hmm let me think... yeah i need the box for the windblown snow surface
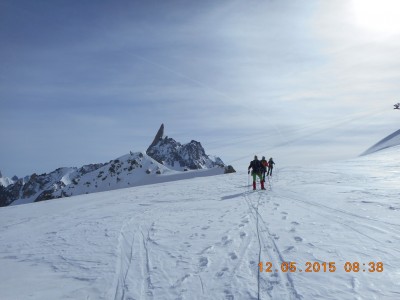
[1,146,400,300]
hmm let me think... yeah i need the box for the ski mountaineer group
[248,155,275,190]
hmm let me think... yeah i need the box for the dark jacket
[248,159,263,174]
[268,159,275,168]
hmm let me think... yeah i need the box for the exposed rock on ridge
[146,124,230,171]
[147,123,165,152]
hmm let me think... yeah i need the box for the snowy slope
[0,170,14,187]
[4,152,226,207]
[0,176,13,187]
[55,151,227,203]
[1,146,400,299]
[361,128,400,155]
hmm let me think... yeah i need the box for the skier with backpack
[260,156,268,182]
[267,157,275,176]
[248,155,265,190]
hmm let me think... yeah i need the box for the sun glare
[352,0,400,35]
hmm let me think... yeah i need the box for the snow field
[1,146,400,299]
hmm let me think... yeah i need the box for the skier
[260,156,268,182]
[248,155,265,190]
[267,157,275,176]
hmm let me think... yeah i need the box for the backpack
[251,159,262,173]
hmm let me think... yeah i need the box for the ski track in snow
[106,178,269,300]
[244,189,301,300]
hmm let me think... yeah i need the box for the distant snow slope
[1,146,399,299]
[361,128,400,155]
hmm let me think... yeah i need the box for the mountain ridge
[0,125,234,207]
[361,128,400,156]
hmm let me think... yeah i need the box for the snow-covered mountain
[0,125,234,207]
[146,124,226,170]
[361,128,400,155]
[1,144,399,299]
[0,171,14,188]
[0,164,104,207]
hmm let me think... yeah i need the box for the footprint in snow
[291,221,300,226]
[229,252,238,260]
[222,237,233,246]
[294,236,303,242]
[216,267,229,277]
[271,233,280,240]
[201,226,210,230]
[283,246,295,253]
[240,231,246,238]
[224,289,234,300]
[199,256,209,268]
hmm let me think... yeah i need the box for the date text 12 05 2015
[259,261,383,273]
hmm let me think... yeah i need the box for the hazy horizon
[1,0,399,177]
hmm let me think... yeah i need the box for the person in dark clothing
[267,157,275,176]
[248,155,265,190]
[260,156,268,182]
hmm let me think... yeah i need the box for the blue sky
[1,0,399,177]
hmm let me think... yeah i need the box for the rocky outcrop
[0,179,23,206]
[0,165,104,207]
[147,123,165,152]
[224,165,236,174]
[146,125,227,171]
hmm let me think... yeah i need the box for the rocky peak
[146,124,226,171]
[147,123,165,153]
